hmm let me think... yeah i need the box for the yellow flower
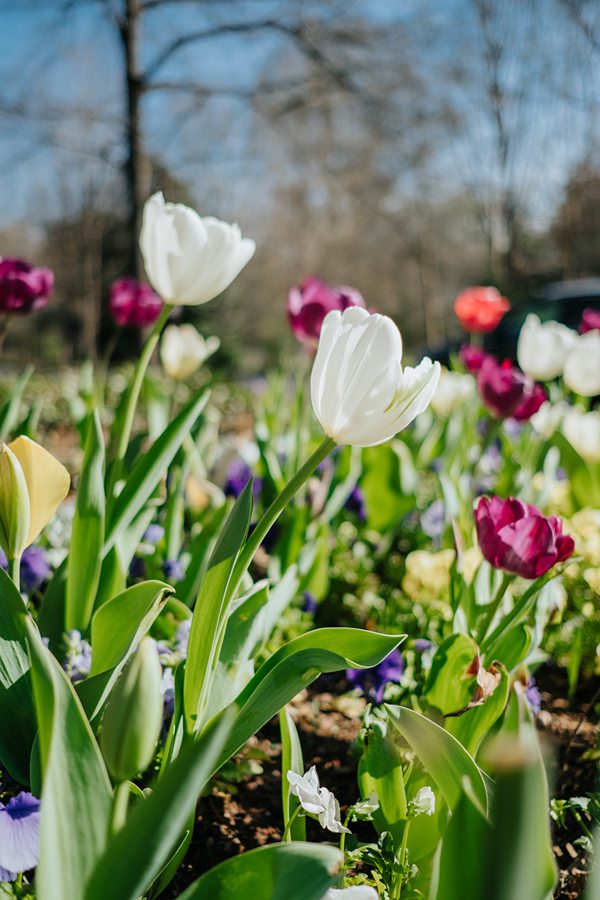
[568,509,600,567]
[0,436,70,560]
[403,549,454,602]
[583,568,600,596]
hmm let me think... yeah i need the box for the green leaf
[385,704,488,813]
[176,842,343,900]
[0,366,33,440]
[77,580,173,720]
[361,444,416,532]
[25,617,112,900]
[0,566,36,783]
[176,506,228,608]
[66,410,105,632]
[423,633,477,715]
[183,481,253,731]
[433,777,489,900]
[211,628,404,771]
[84,709,234,900]
[280,707,306,841]
[104,389,208,554]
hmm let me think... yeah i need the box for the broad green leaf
[423,633,477,715]
[77,580,173,720]
[211,628,404,770]
[25,617,112,900]
[66,410,105,632]
[104,389,208,553]
[446,665,510,759]
[358,717,407,827]
[183,481,253,731]
[177,842,343,900]
[176,506,228,608]
[361,444,415,532]
[385,705,487,813]
[280,707,306,841]
[84,709,234,900]
[0,566,36,783]
[433,777,489,900]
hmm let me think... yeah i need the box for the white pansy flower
[324,888,378,899]
[563,407,600,463]
[408,785,436,818]
[140,192,255,307]
[516,314,577,381]
[563,331,600,397]
[160,324,220,380]
[430,368,475,417]
[310,308,440,447]
[287,767,350,834]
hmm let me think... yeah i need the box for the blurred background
[1,0,600,371]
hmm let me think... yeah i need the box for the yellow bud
[0,445,30,559]
[8,436,70,548]
[101,637,164,783]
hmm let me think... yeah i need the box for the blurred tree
[551,161,600,277]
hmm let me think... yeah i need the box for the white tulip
[516,314,577,381]
[530,401,569,439]
[160,324,220,380]
[324,888,378,899]
[310,308,440,447]
[430,368,475,417]
[563,331,600,397]
[140,192,255,306]
[563,406,600,464]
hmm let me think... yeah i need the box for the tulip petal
[8,436,70,548]
[496,515,557,578]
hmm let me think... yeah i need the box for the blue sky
[0,0,598,236]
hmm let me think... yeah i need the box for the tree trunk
[122,0,144,280]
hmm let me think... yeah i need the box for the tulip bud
[0,436,70,562]
[0,445,30,560]
[516,314,577,382]
[101,638,163,782]
[563,406,600,463]
[562,331,600,397]
[160,324,220,380]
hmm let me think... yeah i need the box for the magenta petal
[474,498,499,566]
[496,516,556,578]
[0,793,41,874]
[555,534,575,563]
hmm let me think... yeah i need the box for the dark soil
[167,667,599,898]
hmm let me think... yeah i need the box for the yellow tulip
[0,436,70,560]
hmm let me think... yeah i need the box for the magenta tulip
[0,258,53,315]
[579,307,600,334]
[109,278,163,328]
[459,345,489,373]
[477,357,545,421]
[288,277,365,348]
[475,496,574,579]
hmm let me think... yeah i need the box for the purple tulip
[109,277,163,328]
[288,276,365,348]
[477,357,545,421]
[0,792,41,881]
[475,496,574,579]
[346,649,404,703]
[0,258,53,315]
[579,307,600,334]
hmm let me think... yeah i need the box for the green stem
[339,808,353,857]
[9,555,21,593]
[282,803,302,842]
[476,573,513,645]
[482,575,548,657]
[231,436,336,593]
[110,780,131,836]
[106,303,172,503]
[393,819,411,899]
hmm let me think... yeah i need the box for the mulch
[167,666,599,898]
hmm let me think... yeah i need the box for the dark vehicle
[428,278,600,365]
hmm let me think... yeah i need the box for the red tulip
[288,277,365,348]
[579,307,600,334]
[0,258,53,314]
[109,278,163,328]
[454,286,510,333]
[477,357,545,421]
[475,496,574,579]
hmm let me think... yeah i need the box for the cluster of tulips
[0,192,598,900]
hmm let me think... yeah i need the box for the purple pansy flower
[63,630,92,682]
[413,639,434,653]
[225,459,262,505]
[0,792,41,881]
[345,485,367,522]
[143,524,165,545]
[525,676,542,715]
[163,559,185,583]
[303,591,318,614]
[20,546,51,593]
[346,649,405,703]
